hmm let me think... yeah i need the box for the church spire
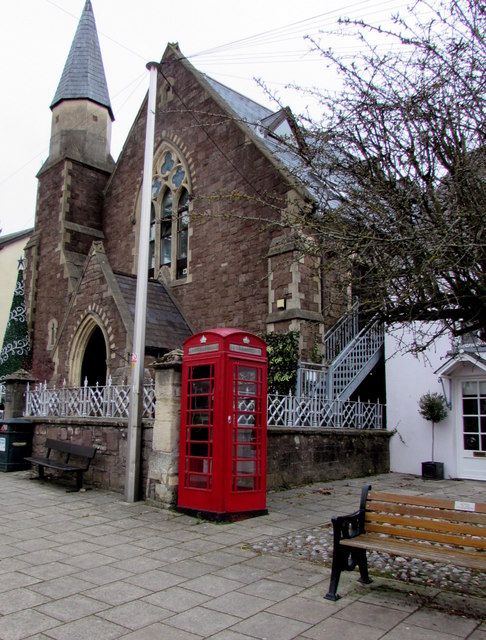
[45,0,114,171]
[51,0,113,120]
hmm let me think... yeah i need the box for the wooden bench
[25,439,96,491]
[325,484,486,601]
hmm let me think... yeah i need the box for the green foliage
[261,331,300,395]
[418,392,448,425]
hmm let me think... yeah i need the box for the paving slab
[0,470,484,640]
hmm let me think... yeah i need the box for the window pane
[161,238,171,265]
[464,434,479,450]
[161,152,174,175]
[172,165,185,188]
[464,416,479,432]
[462,381,477,397]
[176,190,189,278]
[463,398,478,415]
[160,191,172,266]
[152,177,162,198]
[162,191,172,219]
[149,203,156,269]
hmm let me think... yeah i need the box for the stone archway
[80,325,107,386]
[69,314,109,386]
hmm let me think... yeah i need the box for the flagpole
[125,61,159,503]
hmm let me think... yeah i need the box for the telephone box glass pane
[232,363,262,492]
[185,364,214,489]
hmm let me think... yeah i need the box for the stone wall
[101,49,323,345]
[29,418,153,497]
[266,427,392,490]
[26,418,390,497]
[25,159,111,383]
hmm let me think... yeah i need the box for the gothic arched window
[150,146,190,281]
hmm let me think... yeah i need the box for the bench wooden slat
[25,457,87,473]
[45,438,96,461]
[365,522,486,549]
[368,490,486,515]
[365,501,486,525]
[342,534,486,571]
[25,439,96,491]
[325,484,486,602]
[365,512,486,538]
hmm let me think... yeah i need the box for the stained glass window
[149,146,190,280]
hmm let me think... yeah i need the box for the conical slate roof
[51,0,113,120]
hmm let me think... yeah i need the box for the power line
[0,0,416,233]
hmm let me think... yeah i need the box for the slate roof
[114,273,192,352]
[203,74,315,199]
[51,0,113,120]
[203,75,273,125]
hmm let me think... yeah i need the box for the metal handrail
[327,318,384,400]
[324,300,360,363]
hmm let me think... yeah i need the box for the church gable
[51,242,132,385]
[51,242,192,385]
[101,44,322,344]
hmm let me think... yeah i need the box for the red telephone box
[177,328,267,518]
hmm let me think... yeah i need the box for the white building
[386,324,486,481]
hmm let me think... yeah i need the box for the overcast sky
[0,0,407,237]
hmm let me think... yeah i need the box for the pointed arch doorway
[80,325,107,386]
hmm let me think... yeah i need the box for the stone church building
[24,1,335,387]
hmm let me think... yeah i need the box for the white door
[457,380,486,480]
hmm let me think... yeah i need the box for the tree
[418,391,448,461]
[0,262,31,379]
[281,0,486,351]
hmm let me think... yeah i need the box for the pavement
[0,470,485,640]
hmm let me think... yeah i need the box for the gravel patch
[251,525,486,597]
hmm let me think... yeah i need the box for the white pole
[125,62,159,503]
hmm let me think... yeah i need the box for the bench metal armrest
[331,509,366,543]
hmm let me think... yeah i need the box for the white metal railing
[297,317,384,402]
[324,300,360,363]
[24,381,383,430]
[25,377,155,419]
[296,362,328,398]
[267,392,384,429]
[327,317,384,400]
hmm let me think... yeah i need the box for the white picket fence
[24,379,384,429]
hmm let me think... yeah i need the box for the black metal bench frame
[325,483,486,601]
[25,438,96,491]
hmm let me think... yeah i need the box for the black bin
[0,419,33,472]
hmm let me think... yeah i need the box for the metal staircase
[297,302,384,401]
